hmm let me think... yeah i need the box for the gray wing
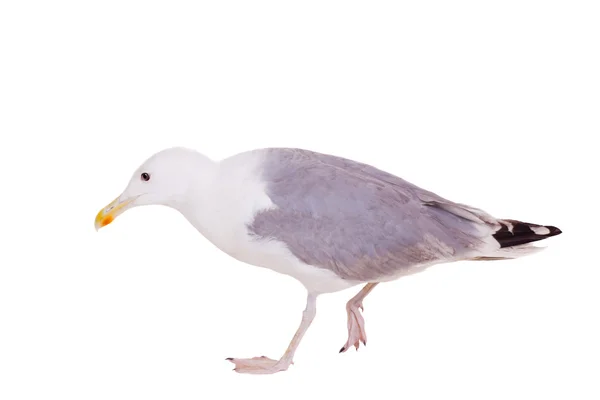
[248,148,502,281]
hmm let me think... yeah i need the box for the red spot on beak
[101,215,114,227]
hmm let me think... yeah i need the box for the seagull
[95,146,562,374]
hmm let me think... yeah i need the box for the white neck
[170,150,271,255]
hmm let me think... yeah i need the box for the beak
[94,195,135,231]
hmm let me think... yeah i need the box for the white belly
[224,234,362,294]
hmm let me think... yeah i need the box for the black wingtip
[493,220,562,248]
[546,226,562,236]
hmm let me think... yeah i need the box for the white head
[94,147,216,230]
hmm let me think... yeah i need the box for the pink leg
[340,282,378,353]
[226,293,317,374]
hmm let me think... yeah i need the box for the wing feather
[248,148,500,281]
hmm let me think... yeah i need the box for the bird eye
[141,172,150,181]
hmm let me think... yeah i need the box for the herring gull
[94,146,562,374]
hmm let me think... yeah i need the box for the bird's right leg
[340,282,378,353]
[226,292,317,374]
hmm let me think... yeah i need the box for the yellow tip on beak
[95,196,133,231]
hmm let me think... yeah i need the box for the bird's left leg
[340,282,378,353]
[226,293,317,374]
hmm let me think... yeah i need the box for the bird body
[95,146,562,374]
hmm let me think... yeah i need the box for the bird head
[94,147,214,231]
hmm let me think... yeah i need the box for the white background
[1,1,598,399]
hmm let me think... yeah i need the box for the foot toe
[225,356,289,375]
